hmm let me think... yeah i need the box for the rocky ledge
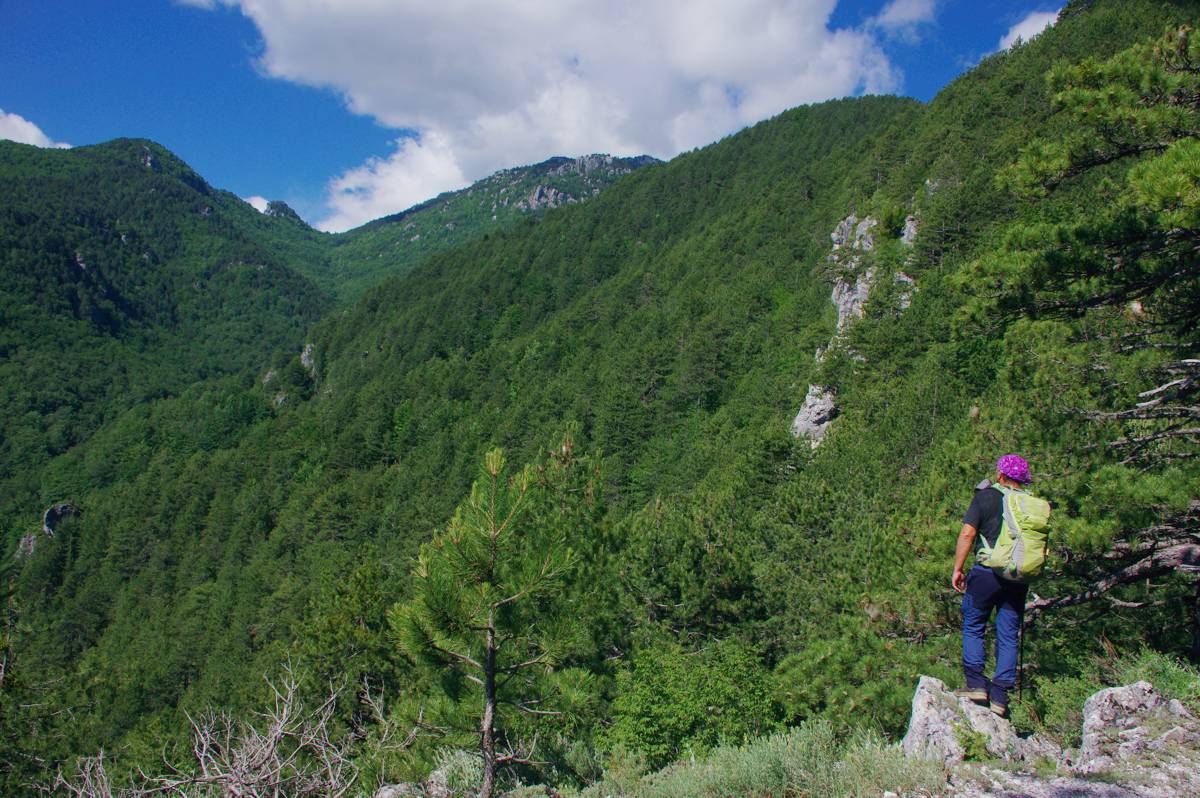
[901,676,1200,797]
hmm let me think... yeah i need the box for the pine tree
[391,448,577,798]
[980,25,1200,647]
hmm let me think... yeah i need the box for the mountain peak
[264,199,307,226]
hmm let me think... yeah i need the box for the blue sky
[1,1,1060,231]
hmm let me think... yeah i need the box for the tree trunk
[479,624,497,798]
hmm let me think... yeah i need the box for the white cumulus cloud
[0,109,70,148]
[244,195,270,212]
[197,0,906,231]
[998,9,1059,50]
[321,131,467,233]
[869,0,937,42]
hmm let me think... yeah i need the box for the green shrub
[955,724,990,762]
[1112,650,1200,710]
[434,748,483,796]
[601,640,781,770]
[1022,674,1100,747]
[1015,650,1200,747]
[581,722,943,798]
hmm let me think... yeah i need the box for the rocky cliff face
[791,212,918,447]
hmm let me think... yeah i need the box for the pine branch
[1027,543,1200,618]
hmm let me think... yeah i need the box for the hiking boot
[990,702,1009,718]
[954,689,988,705]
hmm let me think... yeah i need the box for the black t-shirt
[963,485,1004,552]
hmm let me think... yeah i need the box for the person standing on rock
[951,454,1050,718]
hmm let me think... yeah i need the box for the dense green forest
[2,1,1198,795]
[329,154,660,303]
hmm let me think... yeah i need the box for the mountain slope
[326,153,659,302]
[0,138,331,513]
[4,0,1199,792]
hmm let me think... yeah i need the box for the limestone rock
[901,676,1058,766]
[300,343,316,374]
[854,216,878,250]
[827,215,880,332]
[373,764,453,798]
[517,184,575,211]
[1076,681,1200,795]
[832,268,876,332]
[829,214,877,255]
[950,767,1144,798]
[898,674,1200,798]
[264,200,306,225]
[901,214,919,246]
[895,271,916,310]
[790,384,838,447]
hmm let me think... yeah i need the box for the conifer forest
[2,1,1199,795]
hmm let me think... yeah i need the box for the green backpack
[976,484,1051,582]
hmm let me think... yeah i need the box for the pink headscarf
[997,454,1030,483]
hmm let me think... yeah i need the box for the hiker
[951,454,1050,718]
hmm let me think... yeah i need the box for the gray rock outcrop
[1076,681,1200,794]
[901,676,1058,766]
[791,212,920,447]
[373,762,455,798]
[790,384,838,447]
[517,184,575,211]
[901,676,1200,798]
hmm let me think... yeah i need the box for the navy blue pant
[962,565,1028,706]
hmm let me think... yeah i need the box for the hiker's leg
[990,580,1029,707]
[961,567,995,692]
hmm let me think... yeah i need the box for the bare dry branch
[44,666,403,798]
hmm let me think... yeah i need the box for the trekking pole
[1017,620,1025,703]
[1017,609,1034,704]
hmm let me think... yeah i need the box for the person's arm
[952,523,977,592]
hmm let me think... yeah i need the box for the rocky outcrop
[790,384,838,447]
[1076,681,1200,793]
[901,676,1059,766]
[790,212,920,447]
[902,676,1200,798]
[517,184,575,211]
[895,271,916,310]
[372,760,458,798]
[265,200,307,225]
[17,502,76,557]
[300,343,316,375]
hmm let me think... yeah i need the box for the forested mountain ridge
[0,139,655,541]
[0,137,330,520]
[326,153,660,303]
[3,0,1199,795]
